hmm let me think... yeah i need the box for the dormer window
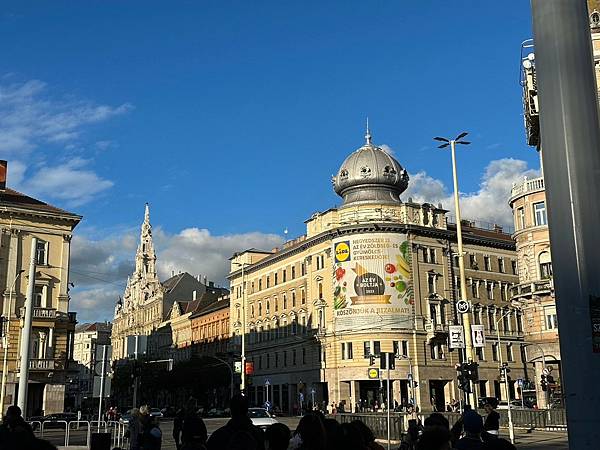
[339,169,349,180]
[591,10,600,28]
[360,166,372,178]
[383,165,397,177]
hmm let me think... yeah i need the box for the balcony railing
[19,307,57,320]
[17,358,56,371]
[510,176,545,200]
[510,280,553,299]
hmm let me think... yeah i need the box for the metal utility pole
[97,345,107,432]
[386,353,391,450]
[496,313,515,444]
[434,133,477,408]
[531,1,600,447]
[232,261,249,394]
[17,237,37,416]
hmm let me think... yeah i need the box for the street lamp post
[495,310,515,444]
[0,270,26,418]
[434,133,477,407]
[232,261,249,394]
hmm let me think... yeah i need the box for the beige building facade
[229,135,524,414]
[0,161,81,416]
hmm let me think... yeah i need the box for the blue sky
[0,1,537,321]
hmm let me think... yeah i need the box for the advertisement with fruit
[332,233,413,332]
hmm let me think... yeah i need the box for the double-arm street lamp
[433,133,477,407]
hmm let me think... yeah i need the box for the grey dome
[332,133,409,207]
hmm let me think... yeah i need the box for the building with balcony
[0,161,81,416]
[229,132,523,414]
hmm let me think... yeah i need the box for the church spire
[134,203,158,282]
[365,117,372,145]
[144,202,150,224]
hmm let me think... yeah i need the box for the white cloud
[404,158,539,228]
[0,78,132,205]
[69,226,283,322]
[380,144,395,156]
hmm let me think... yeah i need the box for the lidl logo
[368,368,379,379]
[334,241,351,263]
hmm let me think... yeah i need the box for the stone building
[111,204,226,362]
[70,322,112,410]
[190,292,230,357]
[0,161,81,415]
[229,133,524,414]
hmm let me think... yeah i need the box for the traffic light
[541,374,548,391]
[465,362,479,382]
[456,363,471,393]
[369,354,376,366]
[546,374,555,385]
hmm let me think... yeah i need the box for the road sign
[456,300,470,314]
[265,379,271,386]
[368,368,379,379]
[472,324,485,347]
[449,325,466,349]
[299,393,304,402]
[407,373,413,380]
[310,388,316,395]
[234,361,242,373]
[517,378,524,387]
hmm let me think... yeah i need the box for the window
[266,300,270,314]
[498,258,505,273]
[488,309,496,331]
[471,280,479,298]
[283,294,287,310]
[429,248,437,264]
[422,248,430,263]
[500,284,507,302]
[373,341,381,356]
[507,344,514,362]
[283,351,287,366]
[539,252,552,279]
[347,342,353,359]
[427,273,436,295]
[401,340,409,357]
[301,263,306,276]
[486,282,494,300]
[511,260,517,275]
[533,202,547,226]
[292,318,297,335]
[293,349,297,365]
[258,302,262,316]
[430,343,445,360]
[292,291,296,307]
[363,341,371,358]
[318,282,323,300]
[275,273,278,285]
[503,313,510,332]
[35,240,48,265]
[469,254,478,269]
[274,297,278,312]
[33,285,45,308]
[301,289,306,304]
[516,313,523,332]
[517,207,525,230]
[259,279,262,291]
[452,254,460,267]
[492,343,499,361]
[429,303,438,324]
[266,276,270,288]
[292,266,296,279]
[473,308,481,325]
[545,307,558,330]
[341,343,346,360]
[484,256,491,271]
[283,270,287,282]
[302,348,306,364]
[476,346,484,361]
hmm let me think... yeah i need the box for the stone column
[350,380,359,412]
[3,229,20,317]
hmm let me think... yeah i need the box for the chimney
[203,276,207,285]
[193,290,197,301]
[0,161,7,190]
[171,270,175,277]
[196,274,201,282]
[209,281,214,288]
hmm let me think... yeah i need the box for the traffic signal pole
[531,1,600,447]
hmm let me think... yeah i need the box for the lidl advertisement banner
[332,233,413,331]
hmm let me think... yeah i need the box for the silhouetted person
[323,419,342,450]
[206,394,264,450]
[264,423,290,450]
[424,413,450,430]
[454,410,486,450]
[482,431,517,450]
[0,405,35,449]
[483,400,500,436]
[351,420,384,450]
[289,412,327,450]
[416,427,452,450]
[176,398,207,450]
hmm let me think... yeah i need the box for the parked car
[149,408,163,418]
[36,413,78,429]
[119,410,134,425]
[160,406,177,418]
[478,397,499,409]
[247,408,277,430]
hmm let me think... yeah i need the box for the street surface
[39,417,568,449]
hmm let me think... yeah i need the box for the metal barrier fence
[336,409,567,440]
[28,419,127,448]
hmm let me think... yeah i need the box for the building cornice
[229,222,515,279]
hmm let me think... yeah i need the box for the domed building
[229,130,524,413]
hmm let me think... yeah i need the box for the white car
[248,408,278,430]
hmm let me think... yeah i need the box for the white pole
[497,322,514,443]
[97,345,107,432]
[17,238,37,417]
[450,140,476,408]
[241,264,246,394]
[386,353,391,450]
